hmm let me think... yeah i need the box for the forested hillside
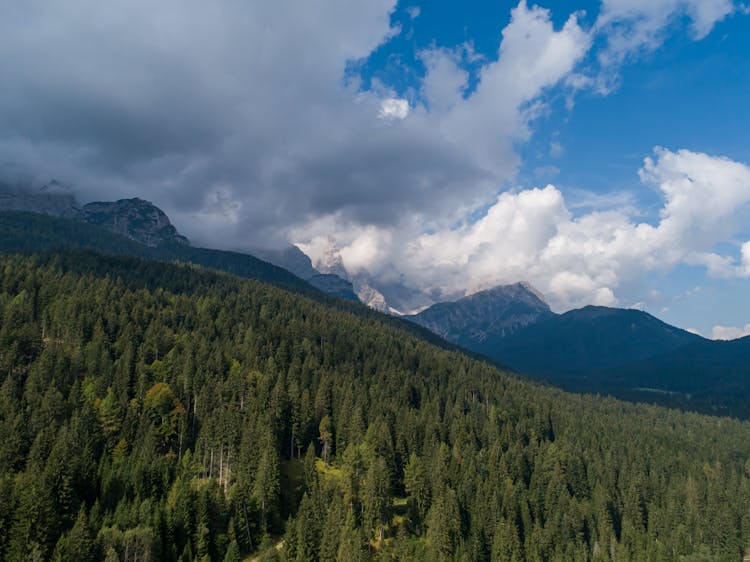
[0,211,313,295]
[1,252,750,561]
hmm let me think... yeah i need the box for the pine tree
[362,456,391,543]
[427,487,461,561]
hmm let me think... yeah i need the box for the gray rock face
[252,245,360,302]
[350,277,391,313]
[0,184,189,248]
[82,198,189,247]
[407,282,553,345]
[0,181,82,219]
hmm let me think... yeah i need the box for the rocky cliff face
[251,245,360,302]
[82,198,189,247]
[407,282,553,345]
[0,185,189,248]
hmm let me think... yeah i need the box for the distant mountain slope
[0,189,359,300]
[0,211,314,294]
[0,185,190,247]
[0,181,82,218]
[0,211,455,348]
[407,288,750,417]
[487,305,702,376]
[605,335,750,416]
[492,307,750,417]
[408,282,554,345]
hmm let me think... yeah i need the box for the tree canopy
[0,251,749,561]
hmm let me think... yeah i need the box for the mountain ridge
[405,284,750,416]
[407,282,554,344]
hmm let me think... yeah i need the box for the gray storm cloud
[0,0,590,249]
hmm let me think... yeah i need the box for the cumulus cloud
[301,148,750,311]
[712,324,750,340]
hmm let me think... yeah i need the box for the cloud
[0,0,596,254]
[301,148,750,312]
[2,1,747,315]
[712,323,750,340]
[378,98,410,120]
[593,0,736,89]
[0,0,593,251]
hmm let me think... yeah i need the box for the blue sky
[345,0,750,335]
[2,0,750,336]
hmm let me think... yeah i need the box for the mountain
[306,273,359,301]
[310,242,435,314]
[251,245,319,279]
[82,198,189,247]
[251,245,360,302]
[0,184,359,301]
[408,282,554,346]
[1,249,749,561]
[605,333,750,415]
[485,305,702,377]
[0,210,315,296]
[0,211,452,348]
[408,288,750,416]
[0,184,188,247]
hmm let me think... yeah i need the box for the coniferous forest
[1,251,750,561]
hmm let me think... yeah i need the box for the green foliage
[0,250,750,561]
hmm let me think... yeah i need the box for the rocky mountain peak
[408,282,553,344]
[82,198,189,247]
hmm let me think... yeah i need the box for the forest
[1,251,750,561]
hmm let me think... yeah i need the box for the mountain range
[3,183,750,417]
[409,283,750,416]
[0,184,357,301]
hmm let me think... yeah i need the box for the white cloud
[407,6,421,19]
[590,0,736,91]
[299,148,750,312]
[712,323,750,340]
[550,140,564,158]
[594,0,735,85]
[378,98,410,120]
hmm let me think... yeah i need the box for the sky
[1,0,750,337]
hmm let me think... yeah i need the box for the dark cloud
[0,0,538,249]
